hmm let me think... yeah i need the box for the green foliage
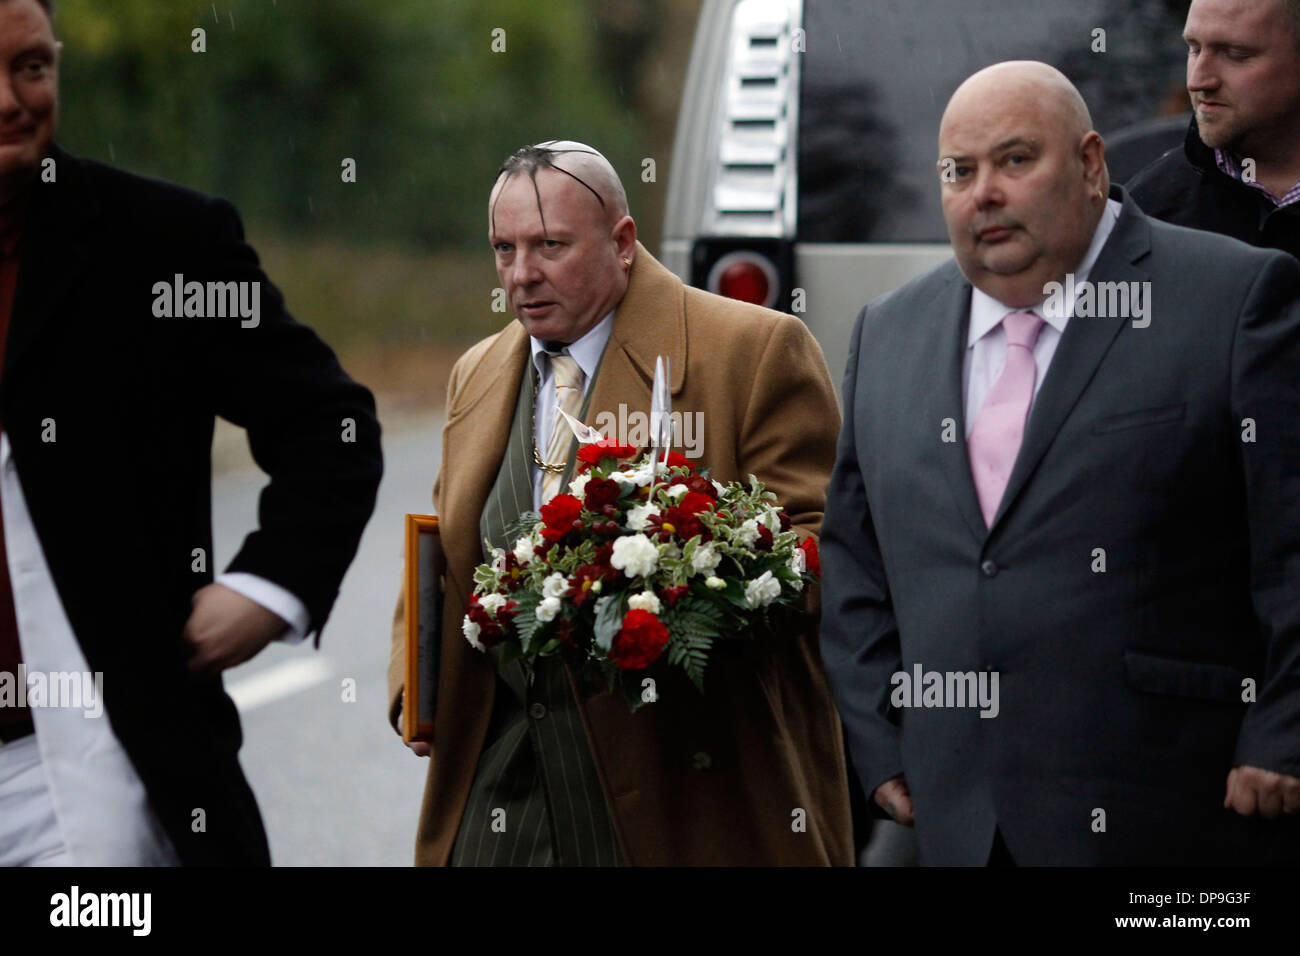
[663,597,720,692]
[510,589,543,652]
[52,0,661,250]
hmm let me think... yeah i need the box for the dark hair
[490,143,608,237]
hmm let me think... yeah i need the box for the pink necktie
[968,311,1045,528]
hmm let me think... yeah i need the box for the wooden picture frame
[403,513,444,743]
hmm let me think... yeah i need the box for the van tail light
[709,252,778,307]
[690,238,795,315]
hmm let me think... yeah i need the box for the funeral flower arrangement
[462,440,820,710]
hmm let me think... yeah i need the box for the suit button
[980,559,999,577]
[691,751,712,771]
[529,702,547,720]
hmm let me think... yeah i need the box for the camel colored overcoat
[388,244,853,865]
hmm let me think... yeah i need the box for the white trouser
[0,732,71,866]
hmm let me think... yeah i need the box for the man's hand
[874,774,915,826]
[183,583,289,675]
[1224,765,1300,818]
[395,706,431,757]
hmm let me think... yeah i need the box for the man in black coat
[1128,0,1300,259]
[0,0,382,864]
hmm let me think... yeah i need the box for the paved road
[212,412,445,866]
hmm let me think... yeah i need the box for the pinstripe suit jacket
[388,244,854,865]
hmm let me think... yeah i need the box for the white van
[661,0,1194,864]
[662,0,1191,377]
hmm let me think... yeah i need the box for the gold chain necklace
[532,359,567,474]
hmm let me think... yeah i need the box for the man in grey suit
[821,60,1300,865]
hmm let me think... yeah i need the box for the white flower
[712,479,726,497]
[627,589,662,614]
[490,548,507,573]
[611,465,654,487]
[462,615,483,651]
[789,547,806,575]
[691,543,721,574]
[513,536,534,565]
[480,593,508,616]
[568,472,591,499]
[626,502,661,531]
[760,507,781,533]
[611,534,660,578]
[736,519,760,548]
[541,572,568,600]
[705,576,727,590]
[663,483,689,501]
[744,570,782,608]
[536,596,562,622]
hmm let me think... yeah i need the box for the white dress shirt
[529,311,615,508]
[1,432,179,864]
[0,429,310,864]
[962,199,1122,436]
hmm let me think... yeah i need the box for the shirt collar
[1213,148,1300,207]
[530,310,615,381]
[967,198,1122,347]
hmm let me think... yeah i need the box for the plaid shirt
[1215,149,1300,208]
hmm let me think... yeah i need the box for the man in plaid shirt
[1128,0,1300,260]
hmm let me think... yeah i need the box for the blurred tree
[52,0,684,250]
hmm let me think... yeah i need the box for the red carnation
[677,491,715,515]
[798,536,821,576]
[497,600,520,630]
[680,474,717,500]
[610,609,671,670]
[662,452,694,472]
[583,477,622,511]
[593,542,616,569]
[466,596,504,647]
[539,494,583,543]
[756,523,774,551]
[577,440,639,467]
[661,585,690,608]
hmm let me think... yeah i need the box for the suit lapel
[583,242,687,435]
[442,323,529,585]
[924,267,989,543]
[990,189,1153,531]
[8,145,99,379]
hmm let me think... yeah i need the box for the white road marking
[226,657,332,712]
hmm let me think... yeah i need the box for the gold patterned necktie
[540,353,585,503]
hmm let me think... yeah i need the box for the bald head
[937,60,1110,308]
[944,61,1095,149]
[491,140,629,233]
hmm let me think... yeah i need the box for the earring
[623,257,632,267]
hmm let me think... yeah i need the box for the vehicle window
[798,0,1191,242]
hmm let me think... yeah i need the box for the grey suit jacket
[820,186,1300,865]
